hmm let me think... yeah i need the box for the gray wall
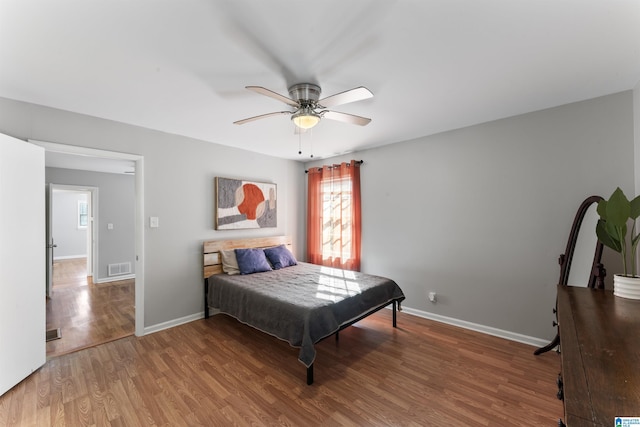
[306,91,635,342]
[51,190,87,259]
[0,97,305,329]
[48,168,135,281]
[0,91,634,342]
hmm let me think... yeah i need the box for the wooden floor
[46,258,135,358]
[2,307,563,426]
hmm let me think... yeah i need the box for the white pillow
[220,249,240,275]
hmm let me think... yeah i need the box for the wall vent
[108,262,132,276]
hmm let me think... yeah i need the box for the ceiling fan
[234,83,373,130]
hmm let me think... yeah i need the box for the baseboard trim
[94,274,135,284]
[53,255,87,260]
[399,306,550,348]
[148,306,550,349]
[144,312,203,335]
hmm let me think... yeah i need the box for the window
[78,201,88,229]
[307,160,362,271]
[321,177,353,261]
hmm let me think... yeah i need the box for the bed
[202,236,405,385]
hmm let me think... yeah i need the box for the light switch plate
[150,217,159,228]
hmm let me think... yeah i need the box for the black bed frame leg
[307,364,314,385]
[393,300,397,327]
[204,278,210,319]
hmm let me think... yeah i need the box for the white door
[46,184,55,297]
[0,134,46,396]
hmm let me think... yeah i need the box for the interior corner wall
[0,97,306,330]
[306,91,635,342]
[634,79,640,199]
[47,168,135,281]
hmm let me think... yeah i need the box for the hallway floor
[46,258,135,358]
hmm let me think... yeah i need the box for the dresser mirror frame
[534,195,605,355]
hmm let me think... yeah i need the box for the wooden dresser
[556,285,640,426]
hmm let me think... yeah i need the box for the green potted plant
[596,187,640,299]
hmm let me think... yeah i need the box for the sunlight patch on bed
[319,266,358,280]
[315,273,362,302]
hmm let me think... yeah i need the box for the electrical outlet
[428,292,437,303]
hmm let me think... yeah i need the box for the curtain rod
[305,160,364,174]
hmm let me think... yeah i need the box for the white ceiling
[1,0,640,162]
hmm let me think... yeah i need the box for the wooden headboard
[203,235,293,279]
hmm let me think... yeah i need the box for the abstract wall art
[215,177,277,229]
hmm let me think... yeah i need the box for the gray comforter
[207,262,405,367]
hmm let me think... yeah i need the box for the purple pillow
[234,248,272,275]
[264,245,297,270]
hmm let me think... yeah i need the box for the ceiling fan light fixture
[292,109,321,129]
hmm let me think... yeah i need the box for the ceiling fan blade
[323,110,371,126]
[233,111,291,125]
[318,86,373,108]
[246,86,299,108]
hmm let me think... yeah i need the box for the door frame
[33,140,145,337]
[47,184,98,296]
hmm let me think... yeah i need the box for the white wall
[51,190,88,259]
[306,91,634,342]
[0,97,306,330]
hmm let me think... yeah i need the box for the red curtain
[307,160,361,271]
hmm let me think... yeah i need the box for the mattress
[207,262,405,367]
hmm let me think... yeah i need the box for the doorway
[48,185,95,294]
[32,139,145,342]
[46,182,135,357]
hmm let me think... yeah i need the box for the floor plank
[2,309,564,426]
[46,258,135,358]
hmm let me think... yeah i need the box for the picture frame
[215,177,277,230]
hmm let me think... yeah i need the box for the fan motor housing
[288,83,321,105]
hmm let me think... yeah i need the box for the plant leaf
[606,187,631,226]
[597,219,622,252]
[597,200,608,220]
[630,195,640,220]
